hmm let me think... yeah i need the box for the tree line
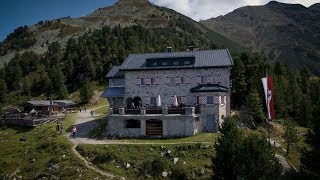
[0,24,212,112]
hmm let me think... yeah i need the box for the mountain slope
[201,1,320,75]
[0,0,244,67]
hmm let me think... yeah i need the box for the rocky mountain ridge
[201,1,320,74]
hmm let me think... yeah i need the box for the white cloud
[149,0,319,21]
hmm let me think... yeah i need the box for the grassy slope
[0,124,103,179]
[77,143,215,179]
[200,24,246,53]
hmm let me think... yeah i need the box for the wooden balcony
[109,106,199,116]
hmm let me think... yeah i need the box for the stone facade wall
[123,68,231,107]
[108,114,197,137]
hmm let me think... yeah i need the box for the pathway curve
[71,144,116,179]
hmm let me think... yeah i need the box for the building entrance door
[206,115,216,132]
[146,120,163,136]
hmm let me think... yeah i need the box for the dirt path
[71,144,116,179]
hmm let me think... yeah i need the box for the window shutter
[207,76,212,84]
[146,97,150,105]
[137,78,140,85]
[219,96,222,105]
[193,96,197,105]
[156,78,160,85]
[217,75,222,83]
[202,96,207,105]
[214,96,219,104]
[166,77,170,85]
[181,96,186,104]
[186,76,190,84]
[146,78,151,85]
[197,76,201,84]
[176,77,181,84]
[224,96,227,104]
[171,96,175,105]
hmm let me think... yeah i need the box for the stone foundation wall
[108,114,197,137]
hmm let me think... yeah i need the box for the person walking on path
[60,123,64,134]
[72,126,77,138]
[56,122,60,134]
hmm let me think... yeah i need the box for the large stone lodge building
[102,48,233,137]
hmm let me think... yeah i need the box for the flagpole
[266,68,270,142]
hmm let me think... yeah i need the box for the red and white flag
[261,76,276,120]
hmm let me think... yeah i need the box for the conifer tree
[0,79,8,103]
[245,90,265,123]
[80,79,94,103]
[240,134,282,179]
[298,94,312,126]
[231,56,247,108]
[283,120,299,156]
[213,117,243,179]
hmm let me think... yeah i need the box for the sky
[149,0,319,21]
[0,0,117,41]
[0,0,318,41]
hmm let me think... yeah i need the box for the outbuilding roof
[26,100,75,106]
[101,87,125,98]
[120,49,233,71]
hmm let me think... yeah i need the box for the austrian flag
[261,76,276,120]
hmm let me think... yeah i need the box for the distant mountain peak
[309,3,320,12]
[117,0,150,4]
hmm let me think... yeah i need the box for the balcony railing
[110,106,198,116]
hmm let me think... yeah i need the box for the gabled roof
[26,100,75,106]
[120,49,233,70]
[106,66,125,78]
[101,87,125,98]
[190,84,229,93]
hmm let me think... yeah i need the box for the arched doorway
[126,97,134,109]
[146,119,163,136]
[133,96,142,108]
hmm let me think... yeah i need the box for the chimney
[167,46,172,52]
[188,45,194,51]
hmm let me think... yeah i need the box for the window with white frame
[150,97,157,106]
[181,76,187,85]
[151,78,156,85]
[140,78,146,86]
[169,77,175,85]
[207,96,214,104]
[201,76,207,84]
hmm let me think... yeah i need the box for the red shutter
[146,78,151,85]
[171,96,175,105]
[146,97,150,105]
[137,78,140,85]
[197,76,201,84]
[166,77,170,85]
[186,76,190,84]
[214,96,219,104]
[202,96,207,105]
[207,76,212,84]
[217,75,222,83]
[176,77,181,84]
[181,96,187,105]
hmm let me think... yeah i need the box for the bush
[139,156,167,177]
[171,166,188,179]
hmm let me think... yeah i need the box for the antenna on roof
[167,47,172,53]
[188,45,195,51]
